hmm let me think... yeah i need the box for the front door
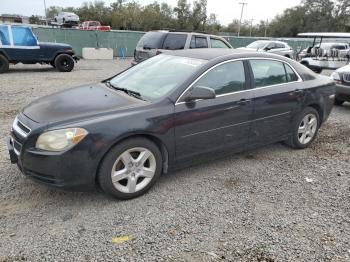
[174,60,254,160]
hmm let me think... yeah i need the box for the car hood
[336,64,350,73]
[23,83,145,124]
[39,42,72,49]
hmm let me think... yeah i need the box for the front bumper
[335,83,350,101]
[6,124,97,191]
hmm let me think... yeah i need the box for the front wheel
[54,54,74,72]
[98,137,163,199]
[286,107,320,149]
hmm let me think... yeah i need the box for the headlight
[330,71,341,81]
[36,128,88,152]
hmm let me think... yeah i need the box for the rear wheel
[0,54,9,73]
[54,54,74,72]
[98,137,162,199]
[286,107,320,149]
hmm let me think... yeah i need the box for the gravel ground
[0,60,349,262]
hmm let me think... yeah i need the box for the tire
[54,54,74,72]
[312,67,322,74]
[98,137,163,199]
[285,107,320,149]
[334,98,344,106]
[0,54,9,73]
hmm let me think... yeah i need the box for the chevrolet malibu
[7,49,335,199]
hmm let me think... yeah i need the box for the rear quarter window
[210,38,230,48]
[162,34,187,50]
[137,32,166,49]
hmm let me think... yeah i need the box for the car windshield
[137,32,167,49]
[110,55,206,100]
[247,41,269,49]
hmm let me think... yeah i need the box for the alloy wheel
[111,147,156,194]
[298,113,318,145]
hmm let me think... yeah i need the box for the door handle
[293,89,305,95]
[237,98,251,105]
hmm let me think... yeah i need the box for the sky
[0,0,302,25]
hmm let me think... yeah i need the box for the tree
[174,0,191,30]
[29,15,40,24]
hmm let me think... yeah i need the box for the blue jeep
[0,25,78,73]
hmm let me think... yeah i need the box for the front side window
[250,60,287,87]
[0,25,10,45]
[12,27,37,46]
[210,38,229,48]
[162,34,187,50]
[190,36,208,48]
[195,61,246,95]
[110,54,205,100]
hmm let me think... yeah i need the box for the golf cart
[298,32,350,73]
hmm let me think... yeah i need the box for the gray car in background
[132,31,233,65]
[238,40,295,58]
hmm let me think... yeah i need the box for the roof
[165,48,285,61]
[298,32,350,38]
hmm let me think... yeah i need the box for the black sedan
[7,49,335,199]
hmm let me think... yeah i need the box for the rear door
[248,59,304,146]
[174,60,254,159]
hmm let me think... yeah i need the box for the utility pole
[264,19,268,37]
[237,2,247,37]
[43,0,48,26]
[249,19,254,37]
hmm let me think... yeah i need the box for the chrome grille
[343,73,350,83]
[12,117,31,138]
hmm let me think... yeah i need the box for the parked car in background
[330,65,350,105]
[79,21,111,31]
[297,33,350,73]
[299,42,350,60]
[7,49,335,199]
[54,12,79,25]
[0,24,78,73]
[238,40,294,58]
[132,30,232,65]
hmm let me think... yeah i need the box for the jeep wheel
[54,54,74,72]
[0,54,9,73]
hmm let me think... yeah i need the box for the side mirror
[184,86,216,102]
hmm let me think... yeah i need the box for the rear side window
[284,64,299,82]
[276,43,285,48]
[163,34,187,50]
[137,32,166,49]
[190,36,208,48]
[250,60,287,87]
[195,61,246,95]
[0,25,10,45]
[12,27,37,46]
[210,38,229,48]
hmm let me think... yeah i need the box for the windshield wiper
[105,81,146,101]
